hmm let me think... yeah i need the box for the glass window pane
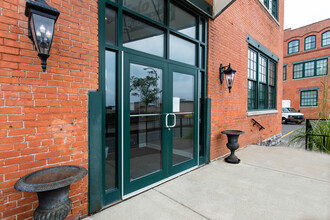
[305,35,315,50]
[322,31,330,46]
[269,61,276,86]
[172,72,194,165]
[130,64,162,114]
[316,59,327,76]
[248,49,257,80]
[269,86,275,108]
[130,115,162,180]
[259,56,267,83]
[123,0,164,24]
[258,83,266,109]
[283,65,287,81]
[304,61,314,77]
[105,7,117,45]
[199,46,205,69]
[301,90,317,107]
[129,63,163,180]
[170,3,197,39]
[293,64,303,78]
[123,14,164,57]
[248,80,256,109]
[288,40,299,54]
[199,19,205,42]
[170,34,196,65]
[105,51,118,190]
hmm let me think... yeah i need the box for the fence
[305,119,330,150]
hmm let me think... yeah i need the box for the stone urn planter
[221,130,245,164]
[15,165,87,220]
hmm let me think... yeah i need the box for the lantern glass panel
[225,72,235,88]
[31,14,55,55]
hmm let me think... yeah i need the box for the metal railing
[305,119,330,150]
[251,119,265,131]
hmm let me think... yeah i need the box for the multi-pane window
[283,65,287,81]
[316,59,328,76]
[301,90,318,107]
[293,58,328,79]
[293,63,303,78]
[322,30,330,47]
[262,0,278,19]
[288,40,299,54]
[304,35,316,50]
[304,61,314,77]
[248,48,277,110]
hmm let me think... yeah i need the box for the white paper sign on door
[173,97,180,112]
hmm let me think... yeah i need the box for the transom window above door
[104,0,207,68]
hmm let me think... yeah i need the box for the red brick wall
[208,0,284,159]
[283,19,330,118]
[0,0,98,219]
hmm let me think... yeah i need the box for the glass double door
[124,54,198,194]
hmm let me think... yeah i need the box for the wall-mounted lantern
[219,63,236,93]
[25,0,60,72]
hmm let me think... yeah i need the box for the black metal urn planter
[15,165,87,220]
[221,130,245,164]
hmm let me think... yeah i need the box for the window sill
[247,109,278,116]
[300,106,318,108]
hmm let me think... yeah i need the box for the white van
[282,107,304,124]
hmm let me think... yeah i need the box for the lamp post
[25,0,60,72]
[219,63,236,92]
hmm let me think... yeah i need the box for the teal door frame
[123,52,199,195]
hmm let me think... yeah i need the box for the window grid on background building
[300,90,318,107]
[304,35,316,50]
[248,47,277,110]
[322,30,330,47]
[293,58,328,79]
[288,40,299,54]
[283,65,287,81]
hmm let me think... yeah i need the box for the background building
[0,0,283,219]
[283,19,330,118]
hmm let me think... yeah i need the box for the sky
[284,0,330,30]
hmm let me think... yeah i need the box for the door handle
[165,113,176,130]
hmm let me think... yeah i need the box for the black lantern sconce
[219,63,236,93]
[25,0,60,72]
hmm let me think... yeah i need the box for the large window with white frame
[248,47,277,110]
[322,30,330,47]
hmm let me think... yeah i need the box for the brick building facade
[0,0,283,219]
[283,19,330,118]
[208,0,283,158]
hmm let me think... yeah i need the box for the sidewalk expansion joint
[153,188,211,220]
[243,162,330,184]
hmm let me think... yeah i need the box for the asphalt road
[280,121,305,147]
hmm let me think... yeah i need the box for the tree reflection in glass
[129,64,163,180]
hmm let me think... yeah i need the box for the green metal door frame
[89,0,211,213]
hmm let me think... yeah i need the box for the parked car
[282,107,304,124]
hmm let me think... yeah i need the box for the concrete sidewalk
[85,145,330,220]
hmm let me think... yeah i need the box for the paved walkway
[85,145,330,220]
